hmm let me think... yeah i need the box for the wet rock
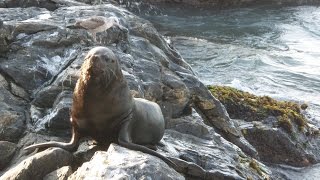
[240,120,318,167]
[33,91,73,136]
[0,0,86,11]
[140,0,320,8]
[0,23,13,55]
[9,82,29,101]
[175,72,257,157]
[0,74,27,143]
[209,86,320,167]
[1,148,73,180]
[43,166,73,180]
[69,144,184,180]
[1,3,270,179]
[269,163,320,180]
[164,114,270,179]
[72,139,103,165]
[0,141,17,170]
[4,133,71,169]
[0,110,26,142]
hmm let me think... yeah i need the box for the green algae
[208,85,308,133]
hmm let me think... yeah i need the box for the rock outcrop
[126,0,320,9]
[209,85,320,167]
[0,1,318,179]
[1,148,73,180]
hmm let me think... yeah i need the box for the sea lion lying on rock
[25,46,175,167]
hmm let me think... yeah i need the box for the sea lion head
[83,46,123,85]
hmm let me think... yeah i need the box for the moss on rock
[208,85,308,133]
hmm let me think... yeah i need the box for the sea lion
[25,46,175,167]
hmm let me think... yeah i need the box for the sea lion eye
[92,55,98,60]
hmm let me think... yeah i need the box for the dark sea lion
[25,46,175,167]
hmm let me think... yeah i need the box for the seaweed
[208,85,308,133]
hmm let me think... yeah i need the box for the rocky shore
[0,1,319,179]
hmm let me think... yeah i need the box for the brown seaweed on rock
[208,85,308,133]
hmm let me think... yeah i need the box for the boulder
[1,148,74,180]
[43,166,73,180]
[0,141,17,170]
[0,110,25,142]
[69,144,184,179]
[209,85,320,167]
[0,74,27,142]
[0,2,286,179]
[165,113,270,179]
[128,0,320,9]
[1,4,254,156]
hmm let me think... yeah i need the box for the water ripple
[143,5,320,122]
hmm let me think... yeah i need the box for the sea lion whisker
[106,66,118,80]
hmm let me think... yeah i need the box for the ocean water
[141,5,320,125]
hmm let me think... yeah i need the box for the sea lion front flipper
[24,120,80,151]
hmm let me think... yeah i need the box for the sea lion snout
[87,47,118,67]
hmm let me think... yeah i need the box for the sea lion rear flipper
[118,121,177,168]
[118,138,177,168]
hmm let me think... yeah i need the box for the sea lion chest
[71,55,133,140]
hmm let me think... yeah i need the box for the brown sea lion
[25,46,175,167]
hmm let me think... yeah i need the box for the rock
[240,120,318,167]
[269,163,320,180]
[9,83,29,100]
[0,74,27,143]
[1,148,74,180]
[0,141,17,170]
[131,0,320,9]
[0,0,56,10]
[0,2,275,179]
[32,91,73,136]
[2,133,70,171]
[43,166,73,180]
[0,110,25,142]
[164,114,270,179]
[209,86,320,167]
[69,144,184,180]
[0,23,13,55]
[176,72,257,157]
[2,6,243,145]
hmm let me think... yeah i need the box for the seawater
[141,5,320,125]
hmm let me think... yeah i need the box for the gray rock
[239,120,319,167]
[0,75,27,143]
[132,0,320,9]
[164,114,270,179]
[1,5,241,141]
[0,0,57,10]
[269,163,320,180]
[175,72,257,157]
[4,133,69,169]
[9,83,29,101]
[44,166,73,180]
[0,141,17,170]
[33,91,73,136]
[69,144,184,180]
[1,148,74,180]
[0,2,277,179]
[0,110,25,142]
